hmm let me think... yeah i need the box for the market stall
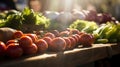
[0,0,120,67]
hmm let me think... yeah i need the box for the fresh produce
[68,37,76,49]
[0,27,98,59]
[56,12,73,25]
[74,34,81,44]
[25,33,38,43]
[85,10,97,21]
[6,40,18,46]
[63,37,71,50]
[96,13,115,24]
[6,43,23,58]
[1,8,118,58]
[59,31,70,37]
[71,35,79,44]
[50,30,60,37]
[72,9,86,20]
[69,29,80,35]
[49,37,66,52]
[0,41,6,57]
[0,27,16,43]
[35,39,48,53]
[44,32,55,39]
[22,43,38,55]
[0,8,50,33]
[13,30,24,39]
[19,36,33,48]
[43,11,59,21]
[79,33,95,47]
[42,37,52,49]
[69,20,98,33]
[93,22,120,43]
[47,11,73,31]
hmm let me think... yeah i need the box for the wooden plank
[0,43,119,67]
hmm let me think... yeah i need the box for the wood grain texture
[0,43,119,67]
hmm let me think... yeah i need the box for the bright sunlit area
[13,0,120,21]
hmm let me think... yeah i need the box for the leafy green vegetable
[93,22,120,43]
[0,7,50,33]
[22,8,36,24]
[69,20,98,33]
[5,14,22,29]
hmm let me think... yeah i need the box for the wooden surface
[0,43,120,67]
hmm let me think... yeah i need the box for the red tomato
[79,33,95,47]
[6,43,23,58]
[50,37,66,52]
[26,34,38,43]
[44,32,55,39]
[22,43,38,55]
[74,34,81,44]
[42,37,52,48]
[0,41,6,56]
[36,39,48,53]
[68,37,76,49]
[63,37,71,50]
[59,31,70,37]
[71,35,79,44]
[6,39,18,46]
[51,30,60,37]
[19,36,33,48]
[70,29,80,35]
[13,30,23,39]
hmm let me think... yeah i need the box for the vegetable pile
[93,22,120,43]
[69,20,98,33]
[0,8,50,33]
[0,29,94,58]
[69,20,120,44]
[0,8,120,59]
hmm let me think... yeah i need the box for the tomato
[42,37,52,48]
[71,35,79,44]
[59,31,70,37]
[22,43,38,55]
[63,37,71,50]
[51,30,60,37]
[0,41,6,56]
[6,39,18,46]
[36,39,48,53]
[50,37,66,52]
[13,30,24,39]
[44,32,55,39]
[79,33,94,47]
[26,34,38,43]
[6,43,23,58]
[74,34,81,44]
[70,29,80,35]
[19,36,33,48]
[68,37,76,49]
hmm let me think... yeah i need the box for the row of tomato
[0,29,94,58]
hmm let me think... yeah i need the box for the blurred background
[0,0,120,21]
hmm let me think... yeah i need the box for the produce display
[0,8,50,33]
[0,7,120,59]
[0,29,94,58]
[69,20,120,44]
[69,20,98,33]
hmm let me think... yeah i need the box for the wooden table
[0,43,120,67]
